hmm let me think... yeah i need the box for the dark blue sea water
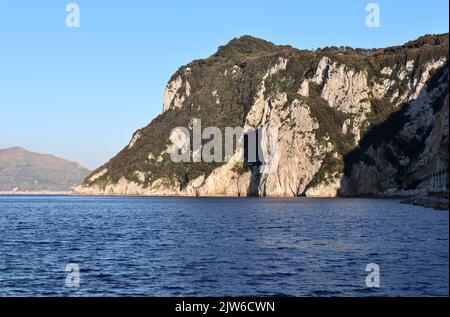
[0,196,448,296]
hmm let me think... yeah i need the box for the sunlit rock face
[0,147,90,192]
[74,34,449,197]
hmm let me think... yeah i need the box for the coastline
[73,192,446,210]
[2,191,447,211]
[0,191,71,196]
[375,191,449,211]
[401,196,449,211]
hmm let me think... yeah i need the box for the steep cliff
[74,34,449,197]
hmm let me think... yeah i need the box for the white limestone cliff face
[317,59,371,115]
[299,57,371,144]
[246,94,330,197]
[401,80,449,193]
[301,56,371,115]
[75,58,333,197]
[410,58,447,101]
[88,168,108,183]
[163,76,185,112]
[341,60,449,196]
[305,176,343,198]
[371,58,447,106]
[75,41,449,198]
[74,177,180,196]
[197,168,252,197]
[128,131,142,149]
[245,57,287,127]
[191,58,332,198]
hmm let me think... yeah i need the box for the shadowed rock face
[75,34,449,197]
[0,147,90,192]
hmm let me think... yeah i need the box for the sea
[0,196,448,296]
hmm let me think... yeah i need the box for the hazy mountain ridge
[0,147,90,192]
[75,34,449,197]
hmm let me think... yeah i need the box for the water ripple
[0,196,448,296]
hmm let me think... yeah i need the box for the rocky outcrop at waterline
[74,34,449,198]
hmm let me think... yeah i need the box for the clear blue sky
[0,0,448,169]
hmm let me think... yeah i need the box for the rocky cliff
[74,34,449,197]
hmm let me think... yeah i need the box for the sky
[0,0,448,170]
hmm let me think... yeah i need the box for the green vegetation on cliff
[83,33,449,196]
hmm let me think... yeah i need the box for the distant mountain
[0,147,90,192]
[75,34,448,197]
